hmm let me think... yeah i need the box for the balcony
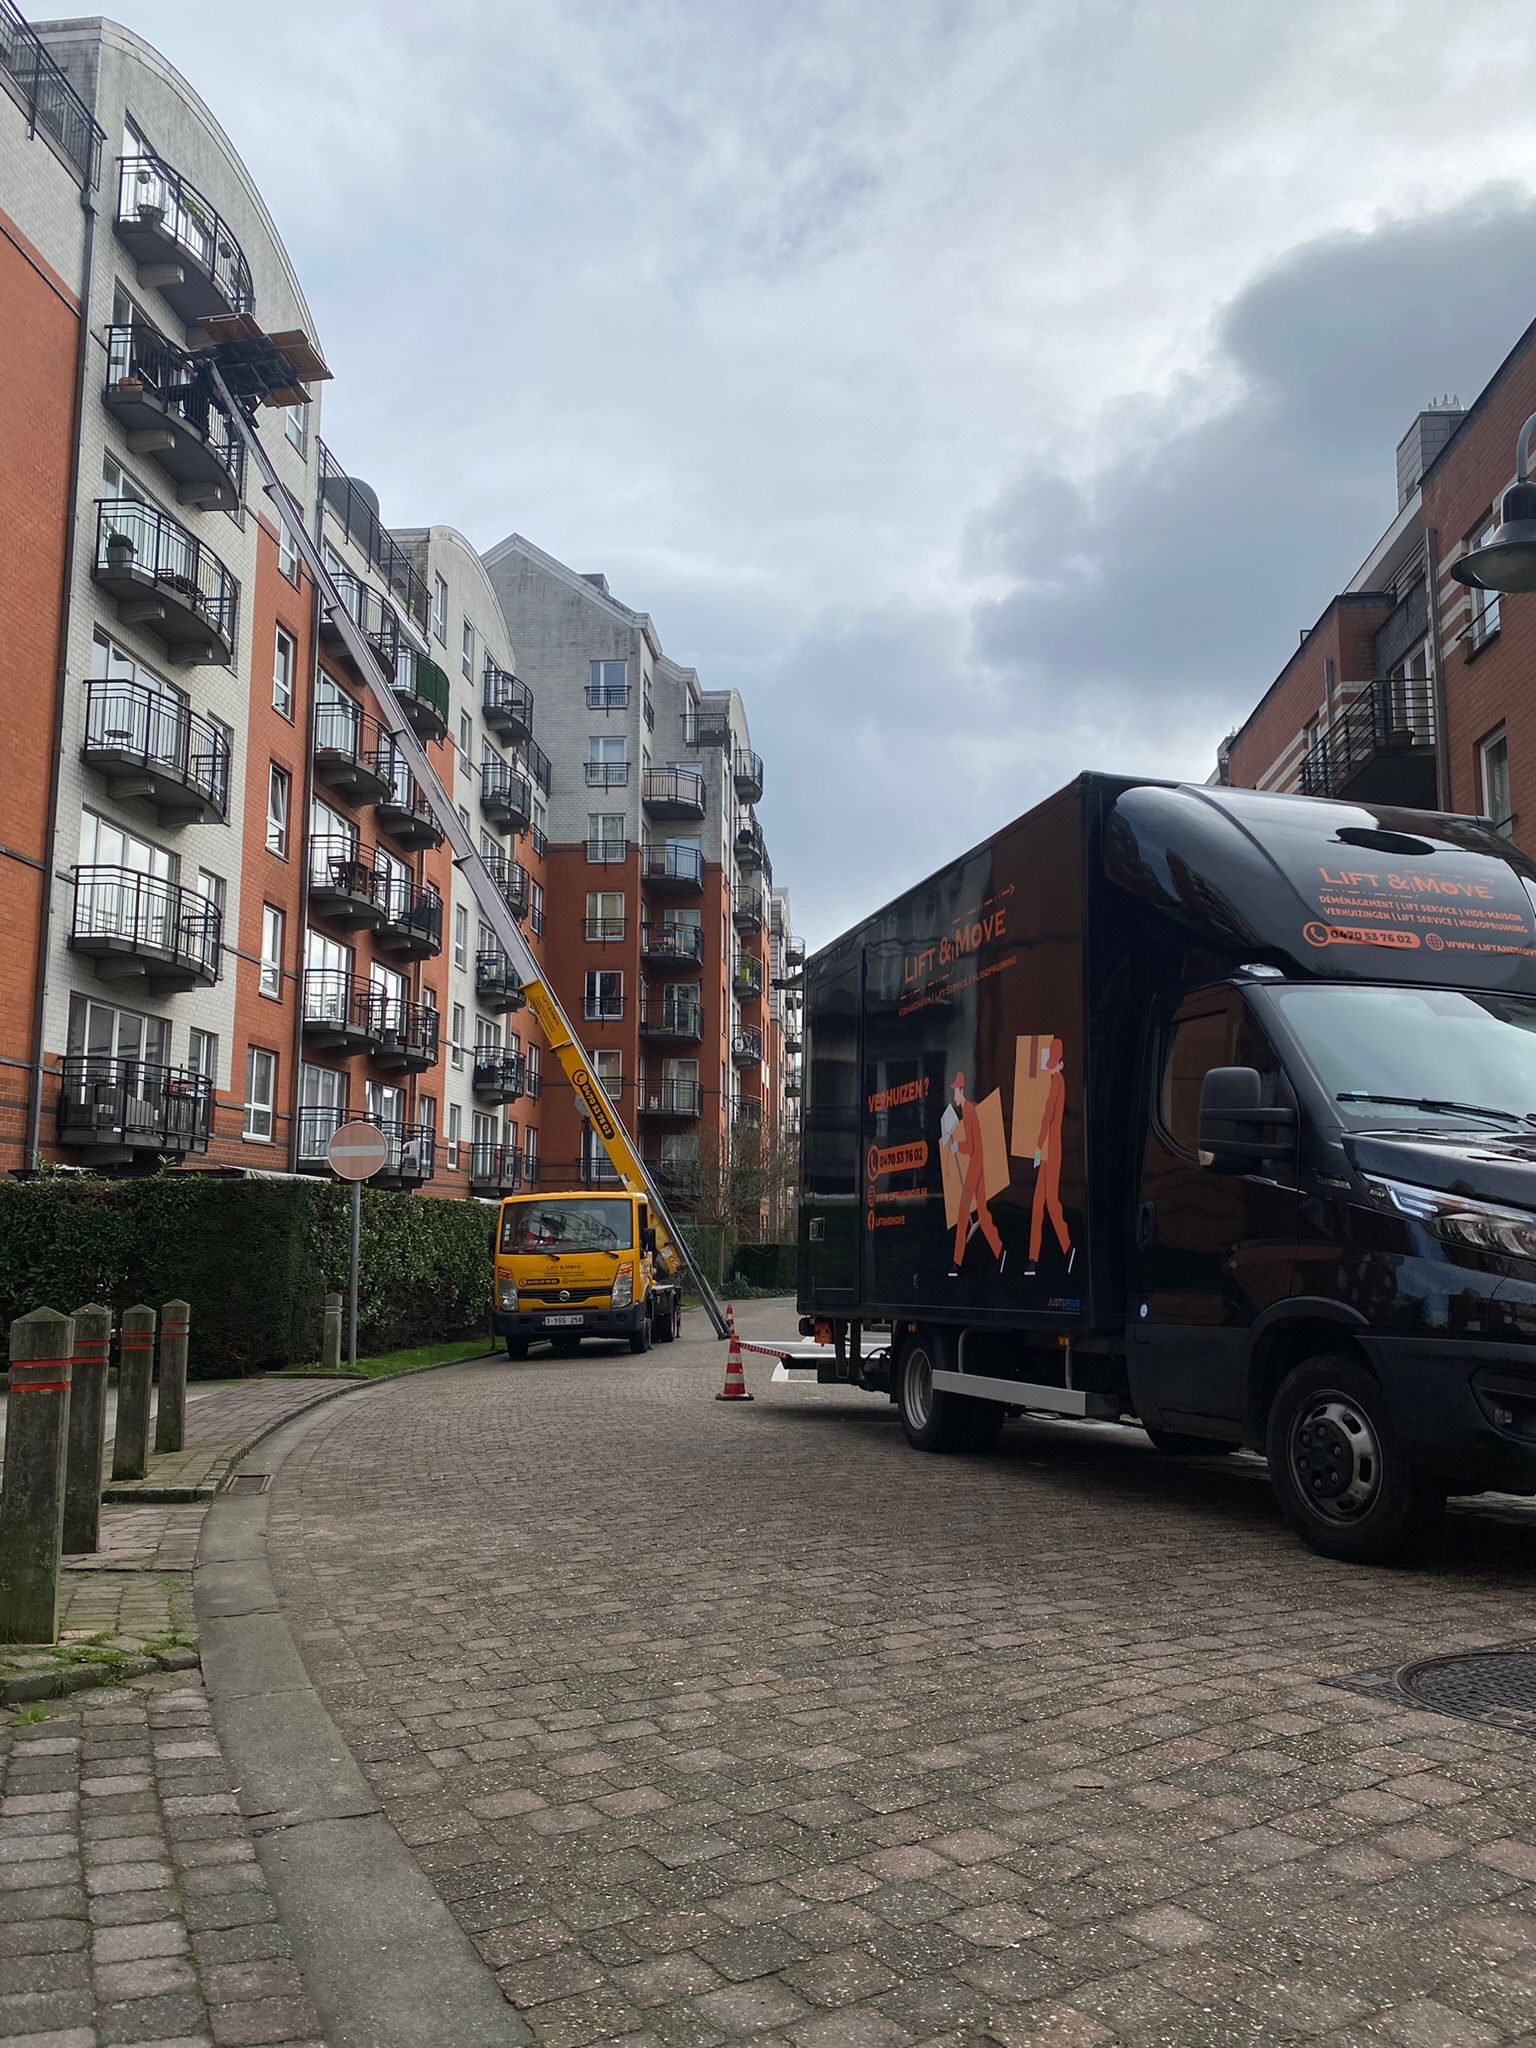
[526,739,552,794]
[732,1025,764,1068]
[376,877,443,962]
[301,971,383,1052]
[586,678,630,711]
[374,999,439,1073]
[642,1081,702,1118]
[786,1074,802,1097]
[732,889,764,935]
[56,1055,210,1163]
[785,1024,803,1053]
[374,755,444,849]
[641,923,704,968]
[584,994,627,1025]
[472,1052,525,1104]
[82,679,230,824]
[483,662,533,743]
[114,156,253,325]
[584,916,626,944]
[735,817,767,873]
[482,850,529,919]
[318,445,430,637]
[587,836,629,866]
[643,767,706,822]
[643,844,704,894]
[102,325,243,512]
[580,1154,625,1189]
[734,1099,763,1131]
[308,836,386,931]
[312,700,392,806]
[1297,678,1437,809]
[641,998,703,1042]
[524,1061,543,1101]
[469,1142,522,1197]
[295,1109,434,1187]
[786,940,805,968]
[70,868,220,994]
[93,500,237,665]
[475,950,525,1012]
[733,748,764,803]
[480,757,532,831]
[645,1155,697,1206]
[320,571,399,680]
[585,760,630,789]
[683,708,731,749]
[733,954,764,1001]
[0,4,105,185]
[393,644,451,746]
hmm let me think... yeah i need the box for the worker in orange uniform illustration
[1027,1036,1073,1275]
[948,1071,1005,1275]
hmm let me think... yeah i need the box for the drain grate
[224,1472,271,1494]
[1327,1636,1536,1737]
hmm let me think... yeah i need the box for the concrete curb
[1,1644,197,1706]
[196,1371,528,2048]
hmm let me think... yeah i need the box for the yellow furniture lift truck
[199,320,726,1347]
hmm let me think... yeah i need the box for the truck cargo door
[1130,988,1299,1430]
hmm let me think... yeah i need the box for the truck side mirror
[1198,1066,1297,1173]
[641,1227,657,1256]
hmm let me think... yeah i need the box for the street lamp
[1452,408,1536,595]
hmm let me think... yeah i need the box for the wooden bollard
[321,1291,343,1373]
[155,1298,190,1454]
[112,1305,156,1482]
[0,1308,75,1644]
[63,1303,112,1554]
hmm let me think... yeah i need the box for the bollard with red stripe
[64,1303,112,1555]
[0,1307,75,1644]
[155,1298,190,1455]
[715,1304,754,1402]
[112,1304,156,1483]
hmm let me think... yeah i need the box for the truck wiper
[1336,1092,1536,1128]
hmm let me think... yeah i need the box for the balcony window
[244,1047,276,1141]
[462,617,475,679]
[433,572,447,642]
[272,628,295,718]
[267,765,290,856]
[454,905,468,970]
[446,1102,461,1169]
[585,970,624,1021]
[1481,727,1513,837]
[588,659,628,709]
[94,496,239,664]
[115,155,253,321]
[260,905,284,998]
[586,890,625,942]
[1470,522,1502,647]
[586,736,629,787]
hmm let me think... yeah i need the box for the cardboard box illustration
[940,1089,1010,1227]
[1011,1033,1055,1157]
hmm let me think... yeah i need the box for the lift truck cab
[492,1189,683,1358]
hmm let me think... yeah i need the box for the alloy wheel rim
[906,1349,933,1429]
[1290,1395,1382,1523]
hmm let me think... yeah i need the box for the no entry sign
[327,1121,389,1182]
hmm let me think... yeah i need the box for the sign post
[326,1122,389,1374]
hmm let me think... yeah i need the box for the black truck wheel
[628,1310,653,1355]
[655,1299,677,1343]
[1266,1353,1446,1564]
[504,1337,529,1361]
[897,1331,1001,1453]
[550,1335,582,1357]
[1145,1426,1237,1457]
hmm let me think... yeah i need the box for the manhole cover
[224,1472,271,1494]
[1327,1636,1536,1737]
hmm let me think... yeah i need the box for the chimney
[1396,399,1464,507]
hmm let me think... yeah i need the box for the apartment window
[461,617,475,679]
[259,905,284,998]
[446,1102,461,1169]
[588,812,625,861]
[277,515,300,585]
[592,1047,622,1099]
[450,1002,465,1071]
[188,1028,217,1083]
[586,890,624,941]
[587,735,628,785]
[196,868,226,922]
[524,1124,538,1181]
[432,572,448,642]
[453,905,468,970]
[458,712,473,765]
[419,1094,436,1149]
[244,1047,276,1142]
[266,765,290,856]
[68,993,168,1066]
[585,969,623,1021]
[1481,727,1513,836]
[456,804,471,837]
[1469,522,1502,646]
[269,627,296,720]
[526,1044,541,1093]
[589,659,627,708]
[285,401,308,454]
[530,880,545,937]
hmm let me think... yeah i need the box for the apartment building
[481,538,791,1216]
[1221,312,1536,852]
[0,7,795,1217]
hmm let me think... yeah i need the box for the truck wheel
[655,1301,676,1343]
[1145,1426,1237,1457]
[505,1338,529,1361]
[1266,1353,1446,1564]
[628,1311,653,1355]
[897,1331,995,1453]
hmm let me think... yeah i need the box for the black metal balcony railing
[524,1059,543,1100]
[302,970,381,1042]
[525,738,552,794]
[1298,679,1437,803]
[734,1098,764,1129]
[72,864,221,971]
[324,568,400,676]
[482,662,534,741]
[469,1141,522,1192]
[585,760,630,788]
[530,825,549,861]
[94,499,238,660]
[645,1155,699,1203]
[587,836,628,865]
[735,816,767,870]
[83,679,230,821]
[392,644,452,740]
[733,748,764,801]
[374,998,439,1069]
[57,1055,210,1154]
[786,940,806,967]
[644,843,703,888]
[642,767,706,817]
[586,678,630,710]
[482,850,529,918]
[683,709,732,749]
[0,1,105,184]
[480,757,532,828]
[581,1153,625,1188]
[584,916,626,943]
[584,993,627,1022]
[641,998,703,1040]
[376,875,443,957]
[475,950,525,1009]
[643,1080,703,1117]
[641,923,705,966]
[374,752,444,847]
[732,1025,764,1066]
[312,700,393,805]
[307,833,385,917]
[733,954,764,999]
[732,889,765,933]
[318,443,429,634]
[103,325,244,506]
[296,1109,435,1182]
[116,156,253,316]
[472,1052,525,1101]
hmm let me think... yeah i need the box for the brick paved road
[264,1303,1536,2047]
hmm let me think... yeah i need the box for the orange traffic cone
[716,1306,753,1402]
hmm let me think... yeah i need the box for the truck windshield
[1272,984,1536,1129]
[500,1199,632,1254]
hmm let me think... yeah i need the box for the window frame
[243,1046,277,1142]
[266,764,290,858]
[259,904,284,999]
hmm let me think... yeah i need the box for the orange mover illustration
[948,1071,1005,1274]
[1026,1036,1072,1274]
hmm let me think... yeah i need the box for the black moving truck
[797,773,1536,1562]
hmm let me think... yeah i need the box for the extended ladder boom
[207,355,728,1336]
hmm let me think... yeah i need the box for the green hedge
[0,1177,492,1377]
[728,1241,797,1292]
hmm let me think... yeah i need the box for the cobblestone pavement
[262,1301,1536,2048]
[0,1670,326,2048]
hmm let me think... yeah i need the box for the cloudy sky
[117,0,1536,943]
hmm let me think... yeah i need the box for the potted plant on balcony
[105,529,136,572]
[132,166,164,228]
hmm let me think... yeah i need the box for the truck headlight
[612,1262,634,1309]
[498,1279,519,1309]
[1373,1178,1536,1261]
